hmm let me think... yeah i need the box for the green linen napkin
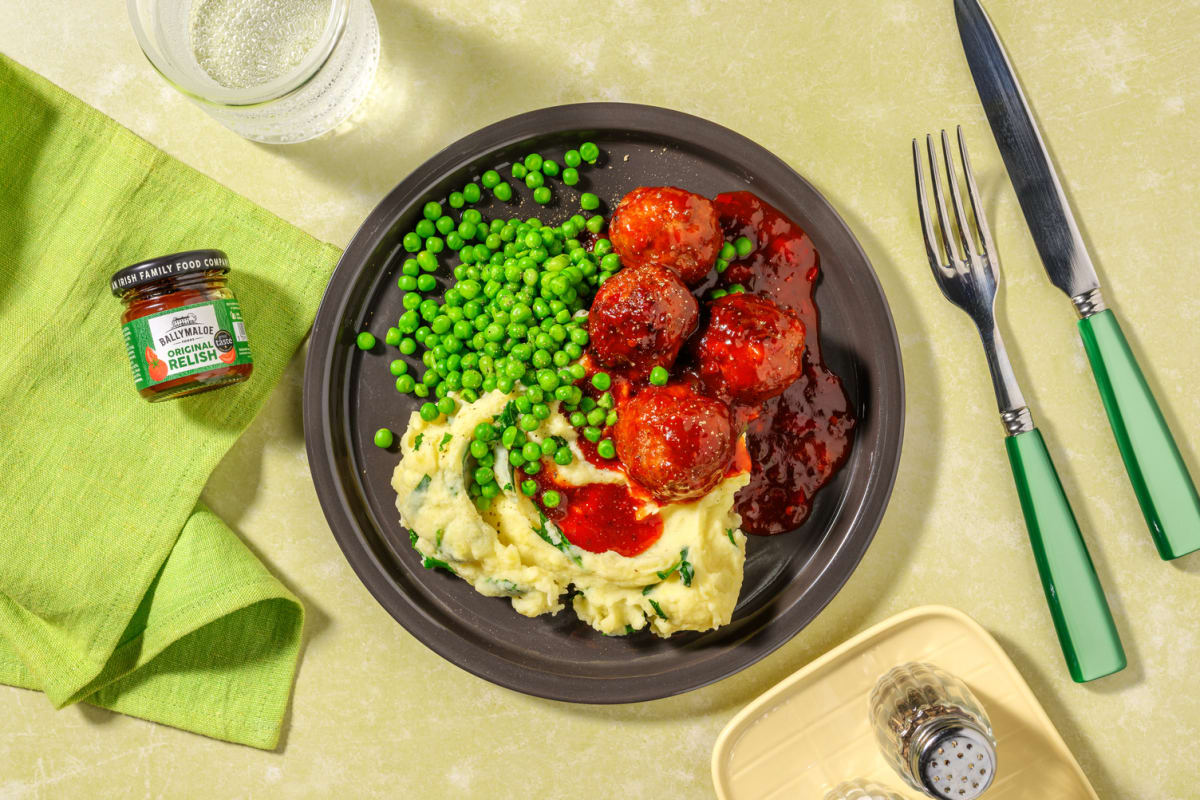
[0,55,340,749]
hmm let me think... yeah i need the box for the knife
[956,0,1200,560]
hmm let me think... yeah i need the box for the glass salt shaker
[868,662,997,799]
[824,779,908,800]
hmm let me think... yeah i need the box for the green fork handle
[1006,429,1126,682]
[1079,310,1200,560]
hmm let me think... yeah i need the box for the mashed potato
[392,390,748,637]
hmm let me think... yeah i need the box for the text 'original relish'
[110,249,253,401]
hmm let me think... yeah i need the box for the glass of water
[128,0,379,143]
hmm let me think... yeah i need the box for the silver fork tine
[924,134,964,270]
[940,129,977,258]
[957,125,997,261]
[912,138,948,276]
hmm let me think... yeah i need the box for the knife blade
[954,0,1098,304]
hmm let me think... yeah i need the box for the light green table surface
[3,1,1199,797]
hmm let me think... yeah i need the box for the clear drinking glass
[128,0,379,143]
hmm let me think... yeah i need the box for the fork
[914,127,1125,683]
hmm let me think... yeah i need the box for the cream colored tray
[711,606,1098,799]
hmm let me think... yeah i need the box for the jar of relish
[111,249,253,401]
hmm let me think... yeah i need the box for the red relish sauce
[521,465,664,557]
[709,191,856,535]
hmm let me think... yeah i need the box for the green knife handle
[1006,429,1126,682]
[1079,309,1200,560]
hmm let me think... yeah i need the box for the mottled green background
[3,0,1199,797]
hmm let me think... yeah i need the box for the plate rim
[302,101,906,703]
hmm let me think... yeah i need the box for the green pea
[533,186,552,205]
[398,275,418,291]
[414,383,430,398]
[382,327,400,347]
[474,466,495,485]
[532,403,550,420]
[583,426,602,443]
[735,236,754,257]
[729,283,746,294]
[523,459,542,475]
[562,167,579,186]
[437,396,457,416]
[417,251,438,272]
[719,241,737,261]
[417,274,437,292]
[463,183,481,203]
[554,447,573,466]
[518,414,540,432]
[423,201,442,220]
[395,374,416,393]
[448,191,465,209]
[537,370,560,392]
[474,495,492,511]
[586,407,606,427]
[520,441,541,462]
[373,428,394,448]
[403,232,422,252]
[402,259,420,276]
[462,369,483,389]
[597,438,617,459]
[649,365,669,386]
[493,182,513,202]
[591,372,611,391]
[520,479,538,496]
[710,288,728,300]
[542,490,561,508]
[399,338,417,354]
[356,331,376,350]
[419,402,439,421]
[714,258,729,273]
[564,149,581,168]
[538,438,557,457]
[580,192,600,211]
[469,439,489,459]
[501,426,519,448]
[511,162,528,180]
[481,170,501,189]
[605,410,618,427]
[579,142,599,163]
[389,359,408,376]
[585,215,604,234]
[569,411,586,427]
[525,170,544,189]
[426,236,445,254]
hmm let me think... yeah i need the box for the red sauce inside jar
[521,465,663,557]
[111,250,253,402]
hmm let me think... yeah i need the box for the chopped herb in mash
[648,599,668,620]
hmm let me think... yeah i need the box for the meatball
[609,186,722,286]
[614,383,736,504]
[587,264,699,377]
[694,292,807,404]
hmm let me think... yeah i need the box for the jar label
[121,299,252,391]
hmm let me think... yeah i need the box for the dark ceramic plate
[303,103,904,703]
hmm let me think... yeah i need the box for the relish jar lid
[110,249,230,296]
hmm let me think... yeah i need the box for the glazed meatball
[587,264,699,377]
[614,383,736,504]
[694,292,807,404]
[609,186,722,286]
